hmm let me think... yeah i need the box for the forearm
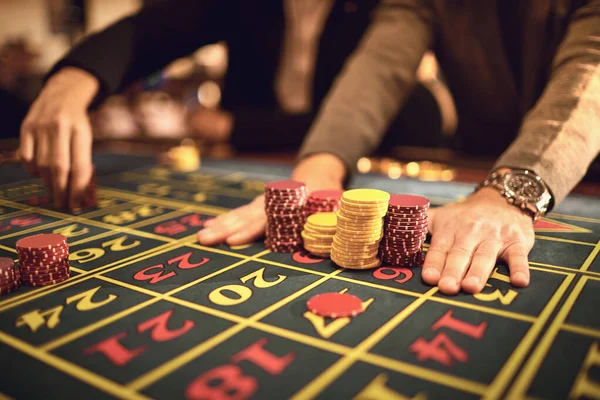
[298,0,433,172]
[494,2,600,205]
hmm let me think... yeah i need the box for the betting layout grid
[0,163,596,399]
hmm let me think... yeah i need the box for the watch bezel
[501,170,546,204]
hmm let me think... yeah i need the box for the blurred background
[0,0,598,191]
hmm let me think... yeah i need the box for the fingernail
[439,276,458,290]
[197,229,210,238]
[422,268,440,281]
[513,272,528,286]
[463,276,480,289]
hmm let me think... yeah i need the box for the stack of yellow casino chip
[331,189,390,269]
[301,212,337,257]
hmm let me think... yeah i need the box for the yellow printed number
[209,267,287,306]
[69,235,141,264]
[473,267,518,306]
[16,286,117,332]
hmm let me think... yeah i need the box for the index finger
[69,119,93,209]
[50,121,72,209]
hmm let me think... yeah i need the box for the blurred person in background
[18,0,447,209]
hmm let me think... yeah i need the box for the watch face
[504,172,545,201]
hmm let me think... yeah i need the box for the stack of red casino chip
[0,258,20,295]
[304,190,343,215]
[380,194,429,266]
[17,234,70,286]
[264,180,307,252]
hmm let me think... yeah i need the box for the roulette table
[0,152,598,399]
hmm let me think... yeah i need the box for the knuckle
[474,247,497,259]
[449,245,472,257]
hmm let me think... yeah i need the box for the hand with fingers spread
[422,187,535,295]
[197,153,346,246]
[18,67,99,210]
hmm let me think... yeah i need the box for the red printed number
[84,309,194,366]
[134,251,210,284]
[373,266,413,284]
[154,214,206,236]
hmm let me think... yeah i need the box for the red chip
[307,292,364,318]
[265,180,306,191]
[16,234,67,251]
[388,195,430,209]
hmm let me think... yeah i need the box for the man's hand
[422,187,535,295]
[18,67,99,209]
[197,153,346,246]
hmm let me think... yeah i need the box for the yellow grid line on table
[124,208,193,230]
[127,267,344,390]
[291,287,438,399]
[0,197,179,244]
[256,256,541,323]
[505,274,591,398]
[52,268,489,395]
[27,246,265,350]
[186,243,255,260]
[0,238,190,312]
[547,213,600,224]
[117,172,261,200]
[483,273,575,400]
[361,352,488,396]
[99,187,228,215]
[0,209,29,221]
[561,323,600,340]
[579,240,600,272]
[529,262,600,278]
[0,331,150,400]
[534,235,596,247]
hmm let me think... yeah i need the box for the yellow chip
[342,189,390,204]
[340,200,389,212]
[332,257,382,270]
[303,223,337,234]
[306,212,337,228]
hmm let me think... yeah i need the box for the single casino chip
[16,234,67,251]
[265,180,306,192]
[342,189,390,204]
[0,258,15,276]
[388,194,430,210]
[307,292,364,318]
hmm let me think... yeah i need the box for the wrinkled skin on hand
[423,187,535,295]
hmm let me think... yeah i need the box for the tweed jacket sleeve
[494,1,600,205]
[297,0,434,172]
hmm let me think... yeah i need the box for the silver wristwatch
[477,168,554,221]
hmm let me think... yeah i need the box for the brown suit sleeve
[297,0,434,173]
[494,1,600,205]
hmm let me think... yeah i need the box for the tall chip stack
[304,190,343,215]
[17,233,71,286]
[0,258,20,295]
[331,189,390,269]
[264,180,307,252]
[380,194,429,266]
[301,212,337,257]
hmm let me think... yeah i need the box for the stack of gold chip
[331,189,390,269]
[301,212,337,257]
